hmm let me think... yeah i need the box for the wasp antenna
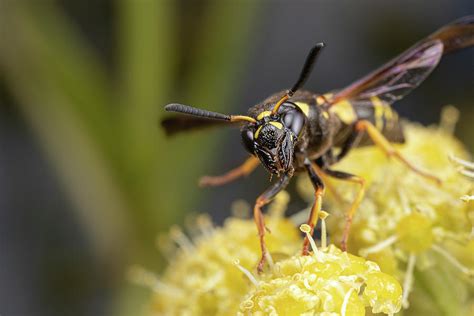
[165,103,231,121]
[165,103,256,123]
[230,115,257,123]
[289,42,325,96]
[271,94,290,115]
[272,43,325,114]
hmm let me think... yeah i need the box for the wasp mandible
[162,16,474,272]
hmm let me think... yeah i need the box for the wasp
[162,16,474,271]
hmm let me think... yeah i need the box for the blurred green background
[0,1,472,315]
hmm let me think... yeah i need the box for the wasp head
[241,102,305,175]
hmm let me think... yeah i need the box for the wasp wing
[329,16,474,105]
[330,40,443,105]
[161,115,240,136]
[427,15,474,54]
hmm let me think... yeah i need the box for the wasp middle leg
[321,168,366,252]
[356,120,441,184]
[254,173,291,272]
[199,156,260,187]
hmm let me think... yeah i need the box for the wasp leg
[356,120,441,184]
[254,174,292,272]
[302,158,325,255]
[311,160,344,204]
[321,168,366,252]
[199,156,260,187]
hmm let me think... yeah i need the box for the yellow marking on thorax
[257,111,272,120]
[330,99,357,124]
[294,102,310,117]
[316,96,325,105]
[384,105,394,130]
[315,93,334,106]
[371,96,388,131]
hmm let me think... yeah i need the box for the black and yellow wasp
[162,16,474,271]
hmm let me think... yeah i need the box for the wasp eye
[283,109,305,136]
[241,128,255,154]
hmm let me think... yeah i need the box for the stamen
[300,224,319,254]
[459,169,474,178]
[169,226,195,253]
[240,300,254,310]
[449,154,474,181]
[359,235,398,257]
[128,265,180,295]
[402,253,416,309]
[460,195,474,202]
[431,244,474,276]
[341,287,355,316]
[319,211,329,249]
[398,189,411,215]
[231,200,251,219]
[303,278,312,290]
[234,259,259,287]
[201,270,224,292]
[196,214,215,238]
[449,155,474,170]
[155,235,177,262]
[432,227,469,244]
[439,105,459,135]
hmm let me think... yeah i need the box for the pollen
[239,245,402,316]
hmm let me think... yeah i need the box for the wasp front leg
[199,156,260,187]
[302,158,325,255]
[254,173,291,272]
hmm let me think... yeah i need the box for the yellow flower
[296,112,473,313]
[239,242,402,316]
[135,193,402,316]
[450,154,474,202]
[144,193,301,316]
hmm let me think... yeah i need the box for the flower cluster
[239,226,401,316]
[135,194,402,316]
[297,115,473,314]
[140,193,301,315]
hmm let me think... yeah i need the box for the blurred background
[0,1,472,315]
